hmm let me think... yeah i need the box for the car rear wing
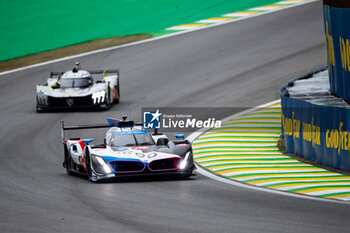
[60,118,143,143]
[60,121,110,143]
[50,72,64,78]
[51,69,119,79]
[89,69,119,78]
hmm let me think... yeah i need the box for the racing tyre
[115,78,120,103]
[84,153,93,181]
[64,145,74,175]
[65,155,74,175]
[84,150,96,182]
[115,85,120,104]
[86,159,93,182]
[101,86,111,110]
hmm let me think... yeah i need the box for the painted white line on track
[195,164,349,205]
[255,180,350,186]
[307,189,350,196]
[209,164,312,168]
[0,0,319,76]
[237,174,345,181]
[278,183,350,191]
[222,169,325,176]
[196,19,231,24]
[199,133,280,137]
[277,1,308,4]
[193,143,278,147]
[339,196,350,201]
[223,12,257,17]
[198,159,300,163]
[195,138,278,142]
[249,6,283,11]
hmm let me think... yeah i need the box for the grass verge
[0,34,152,73]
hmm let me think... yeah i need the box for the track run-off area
[1,1,350,233]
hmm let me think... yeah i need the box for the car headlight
[179,151,192,170]
[91,91,106,104]
[91,154,112,174]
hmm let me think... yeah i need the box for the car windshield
[135,133,155,146]
[60,77,91,88]
[110,131,155,147]
[110,134,136,147]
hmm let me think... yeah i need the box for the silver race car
[36,62,120,111]
[61,117,196,182]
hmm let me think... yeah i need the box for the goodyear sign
[323,2,350,101]
[281,96,350,171]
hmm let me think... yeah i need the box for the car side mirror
[47,78,59,87]
[156,138,169,146]
[173,134,185,140]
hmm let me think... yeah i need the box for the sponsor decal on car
[64,89,79,94]
[66,98,74,107]
[131,146,150,150]
[92,91,106,104]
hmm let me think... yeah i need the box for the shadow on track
[65,171,196,184]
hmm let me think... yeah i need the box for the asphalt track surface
[1,1,349,233]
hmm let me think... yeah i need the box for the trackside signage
[142,108,245,132]
[281,96,350,171]
[323,1,350,101]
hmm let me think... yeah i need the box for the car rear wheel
[101,87,111,110]
[114,87,120,103]
[115,84,120,103]
[65,155,74,175]
[85,157,93,181]
[64,145,74,175]
[84,150,95,182]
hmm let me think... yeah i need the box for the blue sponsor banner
[323,4,350,101]
[281,95,350,171]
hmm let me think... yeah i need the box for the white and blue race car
[36,62,120,111]
[61,118,196,182]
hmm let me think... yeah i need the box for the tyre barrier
[281,66,350,171]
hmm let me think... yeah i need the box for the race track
[1,1,350,232]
